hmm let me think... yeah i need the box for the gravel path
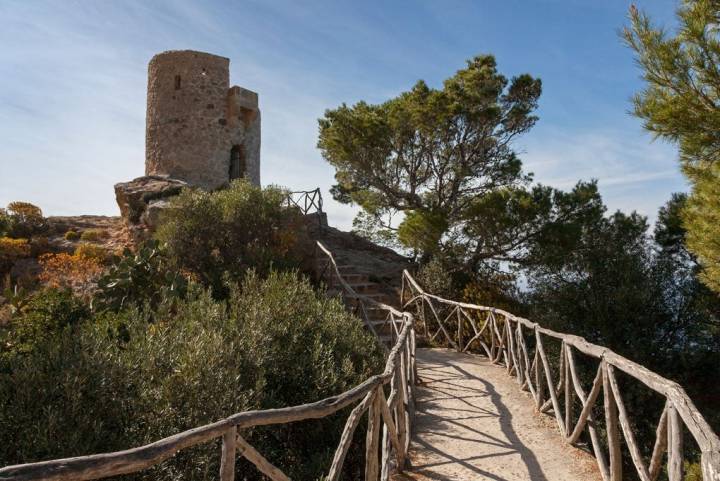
[395,348,602,481]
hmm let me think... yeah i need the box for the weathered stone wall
[145,50,260,190]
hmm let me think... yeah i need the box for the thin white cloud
[519,125,688,222]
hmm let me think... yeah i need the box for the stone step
[327,278,376,291]
[337,273,368,283]
[345,283,380,294]
[366,320,397,335]
[377,334,393,345]
[345,293,393,305]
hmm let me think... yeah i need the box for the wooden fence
[0,243,416,481]
[401,269,720,481]
[286,188,323,216]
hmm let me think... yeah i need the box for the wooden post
[514,323,524,384]
[327,392,374,481]
[397,355,409,455]
[421,298,428,337]
[667,403,683,481]
[603,363,622,481]
[236,434,291,481]
[380,424,391,481]
[649,402,668,481]
[536,331,565,436]
[410,328,417,387]
[490,313,497,359]
[534,340,544,409]
[702,450,720,481]
[564,344,572,436]
[220,426,237,481]
[457,307,462,352]
[366,390,381,481]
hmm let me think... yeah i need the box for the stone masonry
[145,50,260,189]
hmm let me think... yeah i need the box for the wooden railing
[286,188,323,216]
[401,269,720,481]
[315,242,407,351]
[0,243,416,481]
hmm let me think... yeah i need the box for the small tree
[624,1,720,293]
[318,55,541,259]
[6,202,46,238]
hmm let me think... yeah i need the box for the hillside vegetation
[0,181,383,480]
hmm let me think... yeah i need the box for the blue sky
[0,0,685,230]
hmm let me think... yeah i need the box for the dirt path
[396,348,602,481]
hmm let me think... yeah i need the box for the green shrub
[1,288,89,357]
[416,257,455,299]
[6,201,46,238]
[0,271,382,480]
[74,243,109,263]
[80,229,108,241]
[155,180,311,298]
[0,209,11,237]
[0,237,30,275]
[64,230,80,241]
[95,240,187,312]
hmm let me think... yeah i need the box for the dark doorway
[229,145,246,181]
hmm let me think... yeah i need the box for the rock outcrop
[114,175,187,241]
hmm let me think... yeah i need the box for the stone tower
[145,50,260,190]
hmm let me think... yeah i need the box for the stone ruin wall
[145,50,260,190]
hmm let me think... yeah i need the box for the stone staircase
[304,214,413,348]
[315,257,402,348]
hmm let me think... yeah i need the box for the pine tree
[624,1,720,293]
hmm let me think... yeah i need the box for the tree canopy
[319,55,606,281]
[318,55,541,259]
[624,1,720,293]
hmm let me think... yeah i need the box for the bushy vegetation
[64,229,80,241]
[38,252,104,296]
[0,271,383,480]
[0,181,383,479]
[0,237,30,270]
[156,180,311,298]
[2,202,46,238]
[74,242,110,263]
[80,228,108,241]
[95,240,186,312]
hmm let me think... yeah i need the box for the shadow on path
[399,349,549,481]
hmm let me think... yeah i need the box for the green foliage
[397,210,448,256]
[1,288,89,357]
[685,162,720,292]
[318,55,541,256]
[80,229,108,241]
[655,192,689,255]
[351,210,401,251]
[0,237,30,275]
[0,271,382,480]
[624,2,720,293]
[64,230,80,241]
[74,243,109,263]
[155,180,310,298]
[5,201,46,238]
[0,209,11,238]
[459,181,604,272]
[96,240,187,312]
[415,257,456,300]
[525,193,720,439]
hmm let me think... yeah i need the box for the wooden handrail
[0,243,416,481]
[286,188,323,216]
[401,268,720,481]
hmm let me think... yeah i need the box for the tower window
[174,75,181,90]
[229,145,246,181]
